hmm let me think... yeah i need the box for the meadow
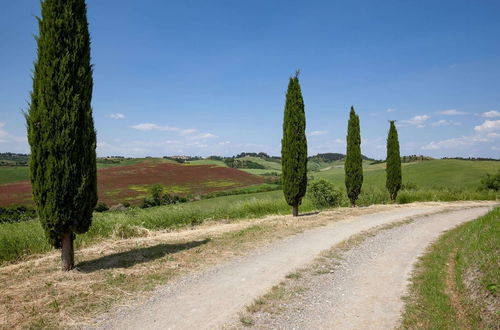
[0,158,264,207]
[0,158,498,264]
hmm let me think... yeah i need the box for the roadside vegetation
[400,207,499,329]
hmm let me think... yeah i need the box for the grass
[0,190,316,264]
[1,182,498,264]
[315,159,500,190]
[186,159,227,167]
[0,166,29,184]
[240,168,281,175]
[400,207,499,329]
[235,156,282,171]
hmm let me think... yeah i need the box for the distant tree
[386,121,402,202]
[344,106,363,206]
[26,0,97,271]
[281,71,308,216]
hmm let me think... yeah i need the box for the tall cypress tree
[386,121,402,202]
[281,72,308,217]
[344,106,363,206]
[27,0,97,271]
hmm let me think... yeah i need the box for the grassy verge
[400,207,499,329]
[0,191,315,264]
[1,186,498,264]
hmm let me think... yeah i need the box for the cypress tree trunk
[386,121,402,203]
[281,71,308,217]
[345,106,363,207]
[27,0,97,271]
[61,233,74,271]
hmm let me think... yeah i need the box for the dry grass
[0,201,490,329]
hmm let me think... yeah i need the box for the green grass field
[400,207,499,329]
[0,158,498,264]
[315,159,500,190]
[236,156,282,171]
[186,159,228,167]
[0,190,309,263]
[0,166,29,184]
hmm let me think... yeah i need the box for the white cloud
[386,108,396,113]
[401,115,430,127]
[218,141,230,145]
[109,113,125,119]
[193,133,217,139]
[421,135,493,150]
[422,119,500,151]
[180,128,197,135]
[0,122,28,152]
[474,120,500,133]
[309,130,328,136]
[430,119,461,127]
[482,110,500,118]
[436,109,467,115]
[131,123,178,131]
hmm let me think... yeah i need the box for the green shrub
[308,179,343,208]
[0,206,37,224]
[141,184,188,209]
[94,202,109,213]
[479,170,500,191]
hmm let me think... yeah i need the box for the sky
[0,0,499,159]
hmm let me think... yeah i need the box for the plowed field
[0,161,264,207]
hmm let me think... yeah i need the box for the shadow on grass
[299,211,320,217]
[76,238,210,273]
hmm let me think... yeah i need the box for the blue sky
[1,0,499,159]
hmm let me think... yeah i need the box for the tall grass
[0,187,497,265]
[400,207,500,329]
[0,191,314,264]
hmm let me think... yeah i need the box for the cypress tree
[386,121,402,202]
[281,72,308,217]
[344,106,363,206]
[26,0,97,271]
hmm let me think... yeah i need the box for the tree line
[26,0,401,271]
[281,74,402,215]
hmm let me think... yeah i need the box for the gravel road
[90,203,494,330]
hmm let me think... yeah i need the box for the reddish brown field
[0,161,264,207]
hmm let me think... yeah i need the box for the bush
[140,184,188,208]
[308,179,343,208]
[0,206,37,224]
[94,202,109,212]
[479,170,500,191]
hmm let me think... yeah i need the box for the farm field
[1,158,498,207]
[0,159,264,207]
[314,159,500,190]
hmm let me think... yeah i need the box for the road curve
[91,204,494,330]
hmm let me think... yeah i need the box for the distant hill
[442,157,499,161]
[308,153,375,162]
[0,153,29,166]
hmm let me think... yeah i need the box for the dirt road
[92,203,494,330]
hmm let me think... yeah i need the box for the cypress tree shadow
[298,211,320,217]
[76,239,210,273]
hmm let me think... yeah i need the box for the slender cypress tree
[281,72,308,217]
[344,106,363,206]
[386,121,402,202]
[27,0,97,271]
